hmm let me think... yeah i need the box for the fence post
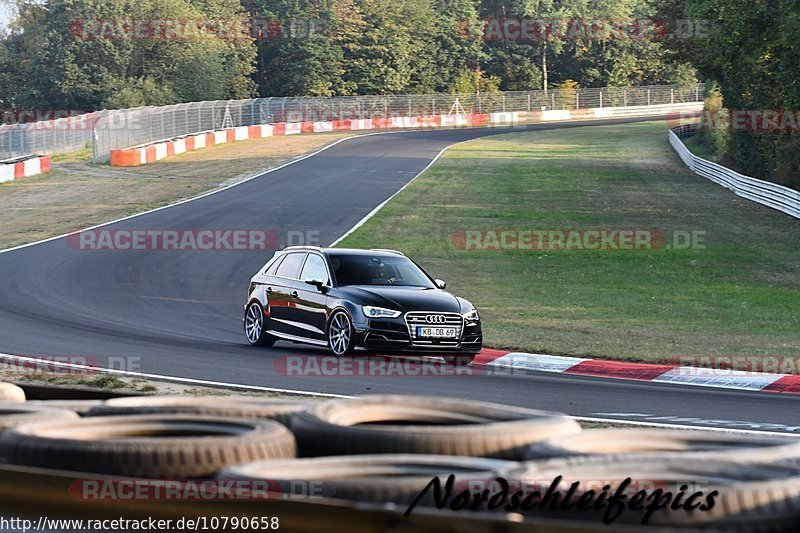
[551,91,555,109]
[91,126,98,162]
[431,97,435,116]
[527,93,531,112]
[624,89,627,107]
[599,91,603,108]
[575,91,579,109]
[647,88,651,105]
[696,85,700,101]
[478,93,482,114]
[502,94,506,112]
[671,88,674,104]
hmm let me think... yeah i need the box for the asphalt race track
[1,117,798,434]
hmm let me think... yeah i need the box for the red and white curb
[474,350,800,394]
[0,155,51,183]
[110,102,701,167]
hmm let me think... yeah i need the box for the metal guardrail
[0,84,705,163]
[669,126,800,220]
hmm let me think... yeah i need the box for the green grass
[682,134,718,161]
[338,121,800,364]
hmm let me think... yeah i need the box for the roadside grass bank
[0,133,354,250]
[338,121,800,365]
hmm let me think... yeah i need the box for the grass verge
[338,121,800,364]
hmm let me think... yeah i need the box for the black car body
[243,247,482,363]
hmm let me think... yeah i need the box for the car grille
[404,312,464,346]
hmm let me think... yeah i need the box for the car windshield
[329,254,435,288]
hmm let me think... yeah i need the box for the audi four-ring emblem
[425,315,447,324]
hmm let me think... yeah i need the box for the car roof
[281,246,404,257]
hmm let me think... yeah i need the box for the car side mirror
[434,279,446,290]
[304,278,328,293]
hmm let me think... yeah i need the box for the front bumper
[354,316,482,355]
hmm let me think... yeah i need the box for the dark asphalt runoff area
[1,117,798,434]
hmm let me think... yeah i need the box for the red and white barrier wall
[109,103,701,167]
[0,155,52,183]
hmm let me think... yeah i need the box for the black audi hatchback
[244,247,482,364]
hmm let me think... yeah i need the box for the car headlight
[362,306,402,319]
[462,308,480,323]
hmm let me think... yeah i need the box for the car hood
[339,286,462,313]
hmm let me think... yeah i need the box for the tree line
[0,0,696,110]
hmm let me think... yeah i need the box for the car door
[289,253,331,342]
[266,252,307,335]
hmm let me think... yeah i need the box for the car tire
[508,454,800,528]
[526,428,800,462]
[328,310,355,356]
[442,354,475,366]
[244,301,276,347]
[218,454,515,505]
[0,415,296,478]
[290,395,581,459]
[25,400,103,416]
[0,403,79,433]
[86,395,311,426]
[0,383,25,403]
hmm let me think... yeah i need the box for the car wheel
[442,354,475,366]
[328,310,355,356]
[244,301,276,347]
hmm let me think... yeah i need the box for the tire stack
[1,381,799,530]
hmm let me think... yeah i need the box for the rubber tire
[86,395,311,426]
[218,454,516,505]
[442,354,476,366]
[0,402,78,432]
[245,301,276,347]
[0,383,25,402]
[0,414,296,478]
[327,310,356,356]
[507,453,800,528]
[26,400,104,416]
[290,395,581,459]
[526,428,800,463]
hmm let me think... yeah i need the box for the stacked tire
[2,383,800,530]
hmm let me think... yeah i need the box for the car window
[329,254,435,288]
[300,254,329,283]
[265,255,285,275]
[275,253,306,279]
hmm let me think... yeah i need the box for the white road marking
[592,412,800,434]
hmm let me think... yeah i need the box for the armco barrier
[109,103,702,167]
[669,127,800,220]
[0,155,51,183]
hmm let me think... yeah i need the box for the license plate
[417,326,458,338]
